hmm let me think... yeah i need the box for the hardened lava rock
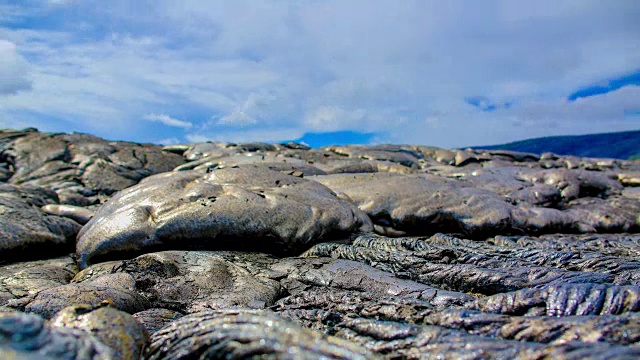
[271,257,473,307]
[15,272,149,319]
[4,129,640,358]
[491,233,640,259]
[469,282,640,316]
[0,256,77,306]
[303,238,615,295]
[75,251,284,313]
[76,167,372,268]
[0,184,81,262]
[132,308,184,334]
[313,172,525,237]
[145,309,378,360]
[274,291,640,347]
[41,204,94,225]
[334,317,640,359]
[1,129,185,199]
[0,309,113,359]
[175,153,327,176]
[347,234,640,285]
[312,170,640,237]
[51,305,148,360]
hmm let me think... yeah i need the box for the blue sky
[0,0,638,148]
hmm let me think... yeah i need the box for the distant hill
[470,130,640,160]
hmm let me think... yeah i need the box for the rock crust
[76,167,372,268]
[2,128,640,358]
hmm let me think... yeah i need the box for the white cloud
[217,110,255,126]
[0,40,32,95]
[155,137,181,145]
[144,113,193,128]
[0,1,638,147]
[383,86,640,148]
[217,91,278,126]
[304,106,367,132]
[187,128,304,144]
[184,134,209,143]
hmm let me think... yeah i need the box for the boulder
[16,273,149,319]
[77,167,372,268]
[0,184,81,262]
[51,305,148,360]
[0,309,113,359]
[1,129,185,199]
[0,256,77,306]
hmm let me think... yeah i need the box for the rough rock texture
[76,167,372,268]
[274,290,640,345]
[175,153,328,176]
[0,256,77,305]
[312,172,639,237]
[14,273,149,319]
[3,128,640,358]
[132,308,183,334]
[0,184,81,261]
[77,251,284,313]
[0,309,113,359]
[51,305,148,360]
[304,239,613,295]
[328,317,640,359]
[271,256,473,307]
[145,309,378,359]
[1,129,184,200]
[469,283,640,316]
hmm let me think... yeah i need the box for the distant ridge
[470,130,640,160]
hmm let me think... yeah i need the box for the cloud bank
[0,0,638,147]
[0,40,31,95]
[144,114,193,129]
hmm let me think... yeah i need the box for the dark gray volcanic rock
[76,167,372,268]
[312,172,582,237]
[344,234,640,285]
[422,308,640,345]
[132,308,184,334]
[0,184,81,261]
[324,144,423,169]
[164,141,235,161]
[41,204,94,225]
[275,291,640,346]
[619,171,640,187]
[330,317,640,359]
[313,172,515,237]
[76,251,284,313]
[565,196,640,232]
[0,309,113,359]
[469,282,640,316]
[175,153,327,176]
[3,128,640,358]
[16,272,149,319]
[312,171,640,237]
[51,305,148,360]
[304,239,614,295]
[271,256,473,307]
[1,129,185,202]
[490,233,640,259]
[146,309,378,359]
[0,256,77,306]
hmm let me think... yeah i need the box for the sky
[0,0,638,148]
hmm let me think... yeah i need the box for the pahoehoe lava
[1,128,640,359]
